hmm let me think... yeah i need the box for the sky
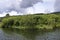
[0,0,59,17]
[54,0,60,12]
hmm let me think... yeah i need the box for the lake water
[0,28,60,40]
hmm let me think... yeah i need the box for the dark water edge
[0,28,60,40]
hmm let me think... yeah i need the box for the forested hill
[0,12,60,29]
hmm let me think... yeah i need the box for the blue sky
[0,0,58,17]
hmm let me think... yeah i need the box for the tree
[6,14,10,17]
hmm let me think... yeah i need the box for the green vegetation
[6,14,10,17]
[0,13,60,30]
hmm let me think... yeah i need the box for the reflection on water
[0,28,60,40]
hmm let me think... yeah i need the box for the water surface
[0,28,60,40]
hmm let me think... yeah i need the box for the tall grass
[0,13,60,29]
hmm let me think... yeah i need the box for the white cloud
[0,0,56,17]
[9,11,23,16]
[26,0,55,13]
[0,12,7,17]
[0,11,23,17]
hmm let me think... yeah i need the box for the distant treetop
[6,14,10,17]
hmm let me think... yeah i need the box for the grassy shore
[0,12,60,30]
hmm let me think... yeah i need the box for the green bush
[0,13,60,29]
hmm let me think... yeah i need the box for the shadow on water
[1,28,60,40]
[1,28,50,40]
